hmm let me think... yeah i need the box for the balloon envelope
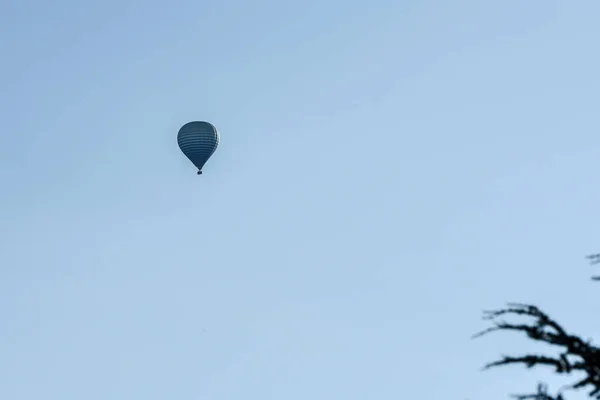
[177,121,220,174]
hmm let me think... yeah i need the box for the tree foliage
[474,255,600,400]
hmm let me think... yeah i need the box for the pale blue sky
[1,1,600,399]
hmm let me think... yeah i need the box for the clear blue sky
[1,1,600,399]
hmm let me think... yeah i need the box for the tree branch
[585,254,600,280]
[473,303,600,398]
[511,383,565,400]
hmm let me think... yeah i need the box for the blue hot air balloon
[177,121,220,175]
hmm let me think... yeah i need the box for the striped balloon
[177,121,220,175]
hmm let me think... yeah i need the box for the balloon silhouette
[177,121,220,175]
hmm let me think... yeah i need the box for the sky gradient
[2,1,600,399]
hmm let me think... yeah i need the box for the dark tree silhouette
[474,255,600,400]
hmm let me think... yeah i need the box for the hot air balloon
[177,121,220,175]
